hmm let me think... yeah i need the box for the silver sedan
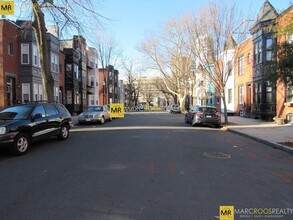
[78,105,112,124]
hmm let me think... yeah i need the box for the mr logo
[219,206,234,220]
[110,103,124,118]
[0,1,14,15]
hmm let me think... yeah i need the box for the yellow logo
[110,103,124,118]
[0,1,14,15]
[220,206,234,220]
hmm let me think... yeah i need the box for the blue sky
[9,0,292,63]
[99,0,292,60]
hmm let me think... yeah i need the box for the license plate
[86,118,91,121]
[206,115,212,118]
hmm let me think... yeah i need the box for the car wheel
[11,133,30,155]
[58,125,69,140]
[100,116,105,124]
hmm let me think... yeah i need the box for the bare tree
[18,0,105,101]
[139,17,194,112]
[152,77,177,105]
[95,33,123,69]
[121,59,142,109]
[186,0,246,123]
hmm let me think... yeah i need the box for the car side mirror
[31,113,42,120]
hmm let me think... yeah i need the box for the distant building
[87,47,99,106]
[98,65,119,105]
[61,35,87,113]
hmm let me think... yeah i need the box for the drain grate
[203,152,231,159]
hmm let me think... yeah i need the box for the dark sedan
[185,105,221,128]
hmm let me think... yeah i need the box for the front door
[6,77,16,106]
[246,85,252,114]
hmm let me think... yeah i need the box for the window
[8,42,13,55]
[238,55,244,75]
[228,89,232,104]
[21,44,29,64]
[22,83,30,103]
[32,105,46,117]
[266,38,274,61]
[33,44,39,66]
[43,104,58,116]
[286,84,293,103]
[54,87,59,102]
[66,90,72,104]
[34,83,39,101]
[254,82,262,104]
[254,40,262,64]
[287,34,293,43]
[247,53,251,64]
[66,64,72,71]
[239,86,244,104]
[39,85,43,101]
[266,81,273,103]
[51,53,59,72]
[74,64,79,79]
[74,93,80,104]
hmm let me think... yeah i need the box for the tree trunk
[179,94,187,113]
[221,91,228,124]
[31,0,55,101]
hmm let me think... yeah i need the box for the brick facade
[234,38,254,116]
[0,19,20,109]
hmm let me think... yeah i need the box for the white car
[78,105,112,124]
[169,104,181,113]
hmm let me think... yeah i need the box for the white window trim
[21,44,30,64]
[33,44,39,67]
[22,83,30,102]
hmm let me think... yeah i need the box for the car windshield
[199,107,217,114]
[87,106,103,112]
[0,106,33,120]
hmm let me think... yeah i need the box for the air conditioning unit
[287,113,293,123]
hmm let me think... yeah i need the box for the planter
[275,118,284,125]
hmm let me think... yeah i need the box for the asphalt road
[0,112,292,220]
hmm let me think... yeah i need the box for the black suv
[0,102,72,155]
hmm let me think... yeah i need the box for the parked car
[185,105,221,128]
[0,102,72,155]
[78,105,112,124]
[169,104,181,113]
[134,104,144,111]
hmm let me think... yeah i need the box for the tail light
[195,111,203,117]
[216,111,221,118]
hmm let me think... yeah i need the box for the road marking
[272,172,293,184]
[71,126,218,132]
[150,162,155,175]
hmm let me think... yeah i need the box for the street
[0,112,292,220]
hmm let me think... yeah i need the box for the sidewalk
[222,116,293,154]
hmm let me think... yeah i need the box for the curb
[225,128,293,154]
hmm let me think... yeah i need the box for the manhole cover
[203,152,231,159]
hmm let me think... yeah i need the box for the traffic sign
[0,1,14,15]
[110,103,124,118]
